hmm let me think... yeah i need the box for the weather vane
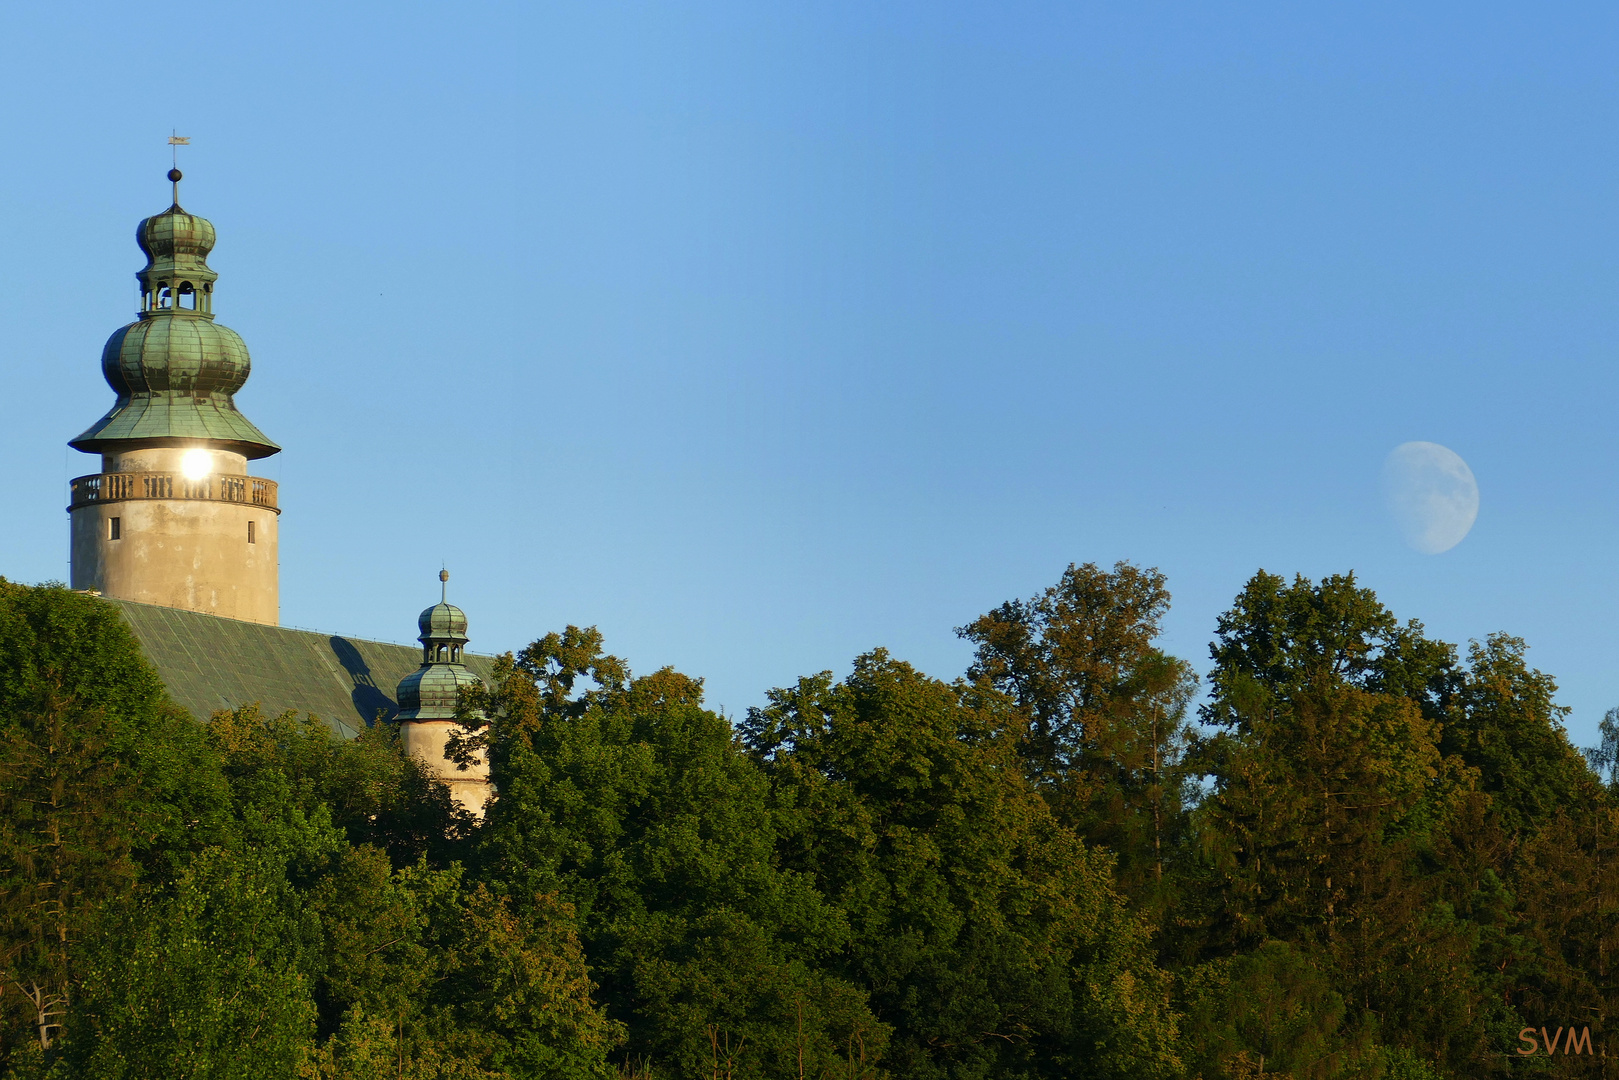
[167,133,190,206]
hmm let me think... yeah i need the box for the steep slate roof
[106,598,496,737]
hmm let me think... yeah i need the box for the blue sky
[4,3,1619,739]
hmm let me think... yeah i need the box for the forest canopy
[0,567,1612,1079]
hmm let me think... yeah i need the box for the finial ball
[168,168,182,183]
[439,570,450,583]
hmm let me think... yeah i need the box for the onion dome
[419,602,469,645]
[70,169,279,459]
[397,663,483,720]
[138,192,218,283]
[397,572,483,721]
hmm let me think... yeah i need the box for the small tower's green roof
[397,572,484,722]
[418,602,469,645]
[70,169,279,460]
[397,663,483,720]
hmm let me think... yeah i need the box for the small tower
[67,168,281,624]
[396,571,491,815]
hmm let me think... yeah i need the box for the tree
[0,581,222,1071]
[207,704,470,871]
[958,562,1198,899]
[62,847,317,1080]
[1190,572,1463,958]
[747,650,1182,1080]
[1200,570,1455,732]
[463,628,881,1079]
[1442,634,1601,840]
[1178,940,1378,1080]
[1186,571,1557,1077]
[445,885,621,1078]
[1583,706,1619,792]
[302,866,622,1080]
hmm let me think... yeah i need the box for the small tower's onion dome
[396,575,483,722]
[418,602,470,646]
[396,663,484,719]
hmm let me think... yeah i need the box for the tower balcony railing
[69,471,279,513]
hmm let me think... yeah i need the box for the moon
[1382,442,1479,554]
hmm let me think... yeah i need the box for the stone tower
[68,169,281,624]
[396,572,491,815]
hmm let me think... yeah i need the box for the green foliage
[1201,570,1457,732]
[0,581,222,1071]
[300,864,619,1080]
[447,885,621,1077]
[466,628,877,1079]
[0,581,614,1078]
[1581,706,1619,791]
[1183,569,1619,1078]
[211,704,618,1079]
[747,649,1181,1080]
[1443,634,1600,838]
[1178,941,1376,1080]
[64,847,318,1080]
[5,564,1619,1080]
[1193,680,1452,948]
[207,704,470,868]
[957,563,1199,904]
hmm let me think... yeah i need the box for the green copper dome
[418,602,469,644]
[397,663,483,720]
[398,575,482,721]
[137,206,217,289]
[70,170,279,459]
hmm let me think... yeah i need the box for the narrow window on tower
[108,517,121,541]
[247,520,256,544]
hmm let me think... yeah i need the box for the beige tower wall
[400,719,491,817]
[69,446,279,625]
[104,447,248,475]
